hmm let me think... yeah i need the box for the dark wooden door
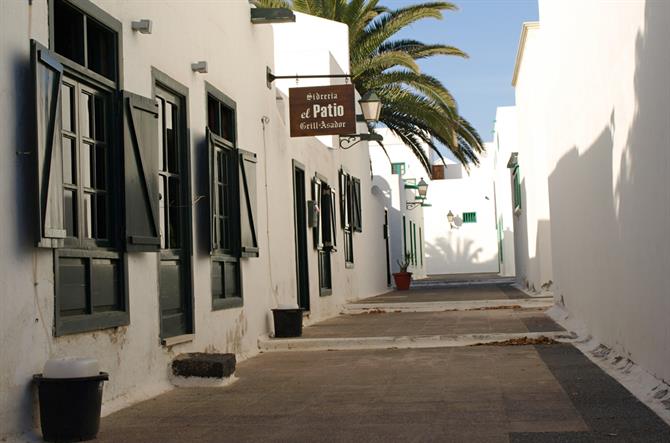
[293,163,310,310]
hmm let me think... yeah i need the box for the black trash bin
[272,308,303,337]
[33,372,109,442]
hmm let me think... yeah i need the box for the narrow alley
[96,278,670,442]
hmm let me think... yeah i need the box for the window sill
[212,297,243,311]
[319,289,332,297]
[514,206,522,216]
[161,334,194,347]
[345,261,354,269]
[55,311,129,337]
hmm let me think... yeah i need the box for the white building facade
[0,1,390,439]
[494,0,670,385]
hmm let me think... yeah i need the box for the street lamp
[417,178,428,199]
[406,179,429,210]
[339,91,383,149]
[447,210,455,228]
[358,91,382,123]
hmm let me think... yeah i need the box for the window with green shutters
[463,212,477,223]
[207,84,260,310]
[339,169,362,267]
[391,162,406,175]
[36,0,130,335]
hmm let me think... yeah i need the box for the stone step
[343,297,554,314]
[170,353,237,387]
[258,330,576,353]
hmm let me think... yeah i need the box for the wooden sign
[289,84,356,137]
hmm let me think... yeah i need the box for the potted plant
[392,254,413,290]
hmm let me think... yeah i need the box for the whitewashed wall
[536,0,670,384]
[492,106,518,277]
[509,22,554,293]
[370,128,426,279]
[423,148,499,276]
[0,3,388,440]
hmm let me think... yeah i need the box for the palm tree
[255,0,484,174]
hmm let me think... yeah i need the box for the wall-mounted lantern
[339,91,383,149]
[406,178,429,210]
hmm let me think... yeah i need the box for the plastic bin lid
[276,303,299,310]
[43,357,100,379]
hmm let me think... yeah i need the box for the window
[206,85,259,310]
[512,165,522,211]
[391,162,406,175]
[35,0,126,335]
[155,73,193,339]
[463,212,477,223]
[313,175,336,295]
[52,0,118,81]
[339,170,362,266]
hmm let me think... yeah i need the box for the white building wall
[370,128,426,279]
[535,0,670,383]
[510,22,553,293]
[0,3,388,440]
[423,148,499,276]
[492,107,517,277]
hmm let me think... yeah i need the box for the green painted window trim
[412,223,417,266]
[512,165,522,211]
[402,215,407,258]
[419,227,423,267]
[463,212,477,223]
[391,162,405,175]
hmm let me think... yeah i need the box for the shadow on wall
[424,233,498,275]
[371,174,404,277]
[546,1,670,367]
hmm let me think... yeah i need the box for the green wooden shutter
[339,170,348,229]
[238,149,259,257]
[123,91,160,251]
[321,186,336,251]
[31,40,66,247]
[352,177,362,232]
[312,178,321,249]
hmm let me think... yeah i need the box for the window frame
[313,173,334,296]
[48,0,123,89]
[339,169,354,267]
[512,165,522,213]
[206,83,243,311]
[151,68,195,338]
[391,162,406,175]
[46,0,127,336]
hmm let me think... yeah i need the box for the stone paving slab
[357,283,530,304]
[96,345,669,442]
[301,308,564,339]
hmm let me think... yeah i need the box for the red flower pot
[392,272,412,290]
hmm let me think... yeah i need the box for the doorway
[384,209,391,286]
[293,161,310,310]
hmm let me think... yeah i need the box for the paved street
[97,281,670,442]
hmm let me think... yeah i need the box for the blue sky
[385,0,538,141]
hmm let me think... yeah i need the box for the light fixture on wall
[191,61,208,74]
[406,178,429,210]
[447,210,455,229]
[339,91,383,149]
[131,19,153,34]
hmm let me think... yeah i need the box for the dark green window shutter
[238,149,259,258]
[312,178,321,249]
[32,40,66,247]
[339,170,348,229]
[352,177,362,232]
[322,186,336,251]
[463,212,477,223]
[123,91,160,251]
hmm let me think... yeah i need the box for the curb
[258,331,576,353]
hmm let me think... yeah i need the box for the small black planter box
[33,372,108,442]
[272,308,303,338]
